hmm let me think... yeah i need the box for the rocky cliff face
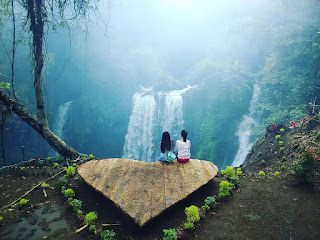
[78,159,218,226]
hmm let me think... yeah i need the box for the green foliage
[54,163,59,168]
[84,211,98,225]
[57,179,66,187]
[41,182,50,188]
[184,222,195,231]
[280,147,285,152]
[278,141,283,146]
[274,171,280,176]
[204,204,210,212]
[163,228,177,240]
[236,167,243,176]
[275,135,281,139]
[222,166,235,178]
[204,196,216,208]
[218,181,232,198]
[280,165,286,171]
[101,230,116,240]
[89,225,96,234]
[72,163,77,167]
[20,167,25,171]
[89,154,94,159]
[185,205,200,223]
[47,157,52,161]
[258,152,262,157]
[230,176,240,187]
[64,166,76,178]
[61,186,66,193]
[77,210,83,215]
[70,199,82,212]
[259,171,265,176]
[294,150,317,183]
[282,156,286,161]
[20,198,28,207]
[64,189,75,198]
[68,197,73,202]
[0,216,3,222]
[261,160,266,165]
[280,128,285,132]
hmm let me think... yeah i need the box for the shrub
[185,205,200,223]
[184,222,195,231]
[275,135,281,139]
[280,147,285,152]
[279,141,284,146]
[70,199,82,212]
[294,150,317,183]
[281,165,286,171]
[47,157,52,161]
[274,171,280,176]
[61,186,66,193]
[77,210,83,215]
[259,171,265,176]
[204,204,210,212]
[72,163,77,167]
[20,198,28,207]
[218,181,232,198]
[163,229,177,240]
[236,167,243,176]
[261,160,266,165]
[230,176,240,187]
[0,216,3,222]
[89,225,96,234]
[89,154,94,160]
[57,179,67,187]
[282,156,286,161]
[101,230,116,240]
[41,182,50,188]
[221,170,225,175]
[20,167,25,171]
[84,212,98,225]
[223,166,235,178]
[280,128,285,132]
[64,189,75,198]
[54,163,59,168]
[64,166,76,178]
[68,197,73,202]
[204,196,216,208]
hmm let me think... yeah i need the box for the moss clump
[274,171,280,176]
[275,135,281,139]
[280,147,285,152]
[41,182,50,188]
[282,156,286,161]
[294,150,317,183]
[20,198,28,207]
[218,181,232,198]
[236,167,243,176]
[89,225,96,234]
[64,189,75,198]
[53,163,59,168]
[259,171,265,176]
[184,222,195,231]
[163,229,177,240]
[101,230,116,240]
[185,205,200,223]
[204,196,216,208]
[279,141,284,146]
[64,166,75,179]
[281,165,286,171]
[70,199,82,212]
[84,211,98,225]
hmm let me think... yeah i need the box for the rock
[78,158,218,226]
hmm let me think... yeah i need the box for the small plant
[89,154,94,160]
[64,166,76,178]
[280,147,285,152]
[84,211,98,225]
[20,167,25,171]
[204,196,216,208]
[274,171,280,176]
[89,225,96,234]
[259,171,265,176]
[54,163,59,168]
[0,216,3,222]
[68,197,73,202]
[275,135,281,139]
[101,230,116,240]
[294,149,318,183]
[261,160,266,165]
[41,182,50,188]
[20,198,28,207]
[230,176,240,187]
[57,179,67,187]
[281,165,286,171]
[280,128,285,132]
[64,188,75,198]
[218,181,232,198]
[61,186,66,193]
[77,209,83,215]
[47,157,52,161]
[184,222,195,231]
[258,152,262,157]
[222,166,235,178]
[236,167,243,176]
[279,141,284,146]
[163,228,177,240]
[185,205,200,223]
[72,163,77,167]
[70,199,82,212]
[282,156,286,161]
[204,204,210,212]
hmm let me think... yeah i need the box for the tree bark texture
[0,90,86,159]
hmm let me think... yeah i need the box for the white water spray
[232,84,260,167]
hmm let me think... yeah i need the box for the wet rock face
[78,159,218,226]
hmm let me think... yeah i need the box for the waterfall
[122,92,156,162]
[49,101,73,156]
[232,84,260,167]
[123,85,196,162]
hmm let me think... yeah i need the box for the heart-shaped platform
[77,158,218,226]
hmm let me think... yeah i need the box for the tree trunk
[0,90,86,159]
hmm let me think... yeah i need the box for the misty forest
[0,0,320,240]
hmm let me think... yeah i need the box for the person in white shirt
[175,130,191,163]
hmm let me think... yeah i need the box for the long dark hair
[161,131,171,153]
[181,130,188,142]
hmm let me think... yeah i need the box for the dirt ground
[0,172,319,240]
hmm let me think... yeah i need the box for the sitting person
[175,130,191,163]
[158,131,176,163]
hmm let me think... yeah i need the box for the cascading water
[49,101,73,156]
[123,85,196,162]
[232,84,260,167]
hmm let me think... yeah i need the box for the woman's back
[175,139,191,158]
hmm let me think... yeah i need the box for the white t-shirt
[175,140,191,158]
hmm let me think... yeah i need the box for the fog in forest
[1,0,319,169]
